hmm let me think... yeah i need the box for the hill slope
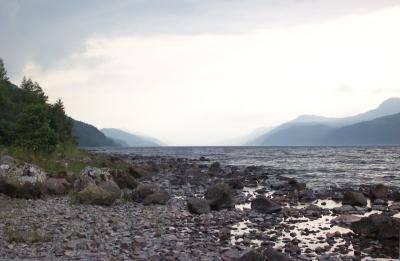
[72,120,120,147]
[101,128,161,147]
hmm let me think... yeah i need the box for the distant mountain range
[101,128,162,147]
[248,98,400,146]
[72,121,162,147]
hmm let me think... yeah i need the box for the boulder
[369,184,388,199]
[221,248,264,261]
[251,196,282,214]
[74,167,113,192]
[342,191,367,206]
[99,180,121,201]
[205,182,234,210]
[209,162,221,172]
[261,247,293,261]
[77,183,116,206]
[45,178,71,195]
[142,189,170,205]
[0,157,47,198]
[133,183,170,205]
[227,178,244,190]
[351,214,400,240]
[331,215,362,228]
[109,169,138,189]
[187,198,211,214]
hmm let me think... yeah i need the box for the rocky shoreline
[1,152,400,260]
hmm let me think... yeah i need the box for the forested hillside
[0,58,74,152]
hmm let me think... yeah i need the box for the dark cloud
[1,0,399,75]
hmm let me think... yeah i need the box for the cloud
[19,5,400,145]
[1,0,399,74]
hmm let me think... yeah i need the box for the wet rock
[45,178,71,195]
[369,184,388,199]
[205,182,234,210]
[209,162,222,173]
[221,248,263,261]
[342,191,367,206]
[251,196,282,214]
[187,198,211,214]
[227,178,244,190]
[351,214,400,240]
[261,247,293,261]
[331,215,362,228]
[0,157,47,198]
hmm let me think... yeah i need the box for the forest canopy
[0,58,74,153]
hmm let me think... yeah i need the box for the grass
[4,224,53,243]
[0,145,131,174]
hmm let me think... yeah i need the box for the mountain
[72,120,121,147]
[248,98,400,146]
[101,128,162,147]
[324,113,400,145]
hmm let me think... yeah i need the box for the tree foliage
[0,58,8,82]
[0,58,75,153]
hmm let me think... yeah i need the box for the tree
[49,99,73,145]
[15,104,57,152]
[20,77,48,104]
[0,58,9,82]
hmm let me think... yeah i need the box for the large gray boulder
[0,156,47,198]
[342,191,368,206]
[251,196,282,214]
[205,182,234,210]
[45,178,71,195]
[77,183,116,206]
[74,167,121,205]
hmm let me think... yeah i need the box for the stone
[369,184,388,199]
[99,180,121,201]
[187,198,211,214]
[351,214,400,240]
[342,191,367,206]
[227,178,244,190]
[262,247,293,261]
[251,196,282,214]
[142,189,170,205]
[74,167,113,192]
[109,169,138,189]
[77,183,116,206]
[0,158,47,198]
[205,182,234,210]
[45,178,71,195]
[221,248,264,261]
[331,215,362,228]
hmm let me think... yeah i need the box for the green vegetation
[4,224,53,243]
[0,58,74,153]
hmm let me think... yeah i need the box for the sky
[1,0,400,145]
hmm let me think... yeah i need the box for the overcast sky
[1,0,400,145]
